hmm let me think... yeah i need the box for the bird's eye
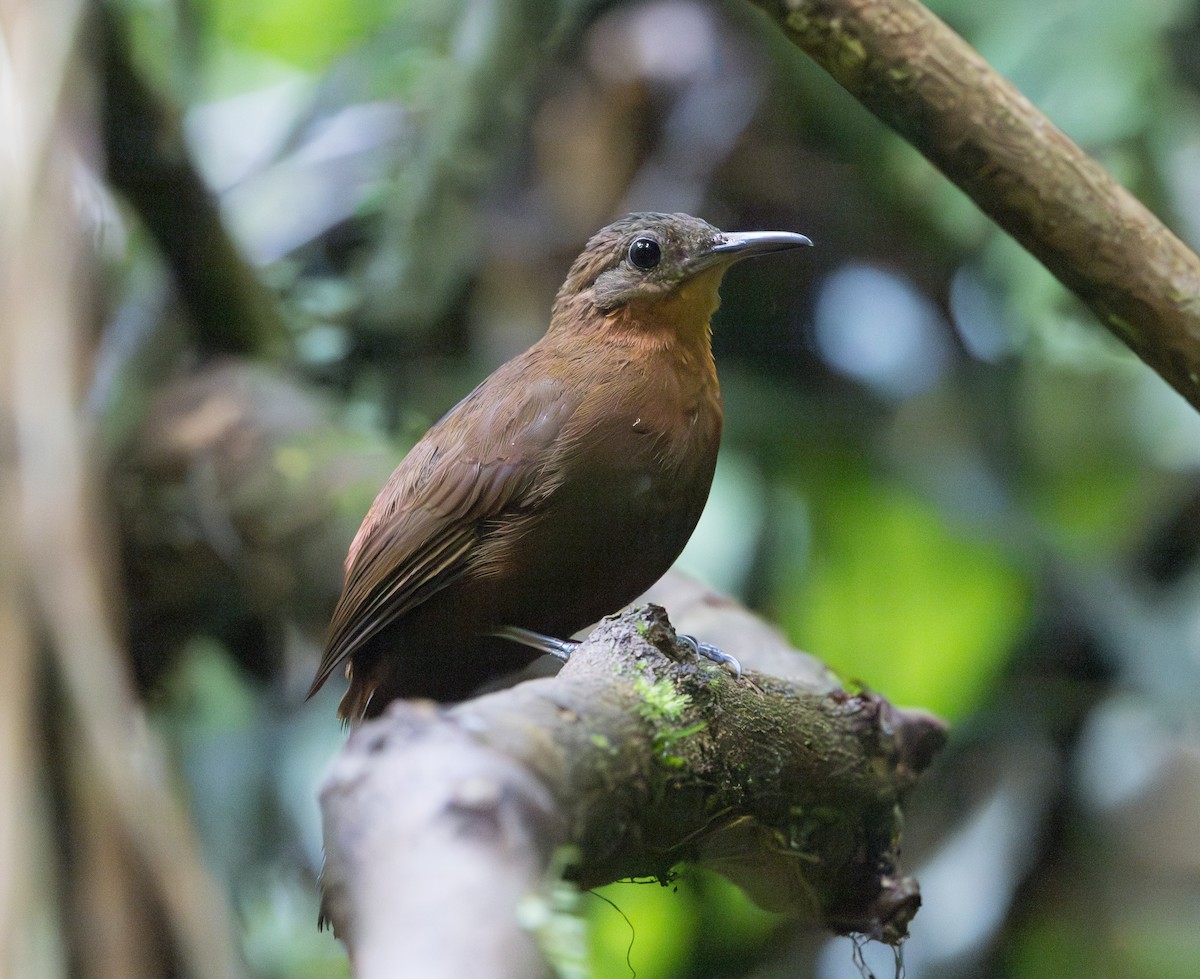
[628,237,662,271]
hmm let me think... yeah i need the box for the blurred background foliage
[52,0,1200,974]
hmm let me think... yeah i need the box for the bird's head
[551,212,811,345]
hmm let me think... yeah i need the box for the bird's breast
[566,346,722,525]
[467,341,722,635]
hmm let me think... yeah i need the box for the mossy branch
[319,605,946,978]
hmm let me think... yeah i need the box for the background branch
[750,0,1200,410]
[99,7,288,359]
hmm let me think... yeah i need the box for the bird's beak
[690,230,812,274]
[711,230,813,259]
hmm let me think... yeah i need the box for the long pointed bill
[711,230,813,259]
[688,229,812,275]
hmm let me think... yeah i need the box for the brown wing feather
[308,358,580,697]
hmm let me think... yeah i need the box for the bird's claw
[678,633,742,679]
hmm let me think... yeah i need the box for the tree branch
[319,605,946,977]
[749,0,1200,410]
[98,7,288,358]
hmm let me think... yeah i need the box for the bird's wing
[308,368,580,696]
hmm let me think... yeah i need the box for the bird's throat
[609,265,726,353]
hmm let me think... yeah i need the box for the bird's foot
[492,625,578,662]
[677,634,742,678]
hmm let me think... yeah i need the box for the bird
[308,212,811,721]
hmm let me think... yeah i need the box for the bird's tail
[337,659,383,725]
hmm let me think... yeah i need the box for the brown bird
[308,213,810,720]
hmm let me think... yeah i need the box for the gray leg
[494,624,743,678]
[492,625,578,662]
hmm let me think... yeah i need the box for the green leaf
[775,477,1030,719]
[588,880,698,979]
[210,0,396,70]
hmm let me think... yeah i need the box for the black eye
[628,236,662,271]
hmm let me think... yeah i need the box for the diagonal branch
[749,0,1200,410]
[98,7,288,358]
